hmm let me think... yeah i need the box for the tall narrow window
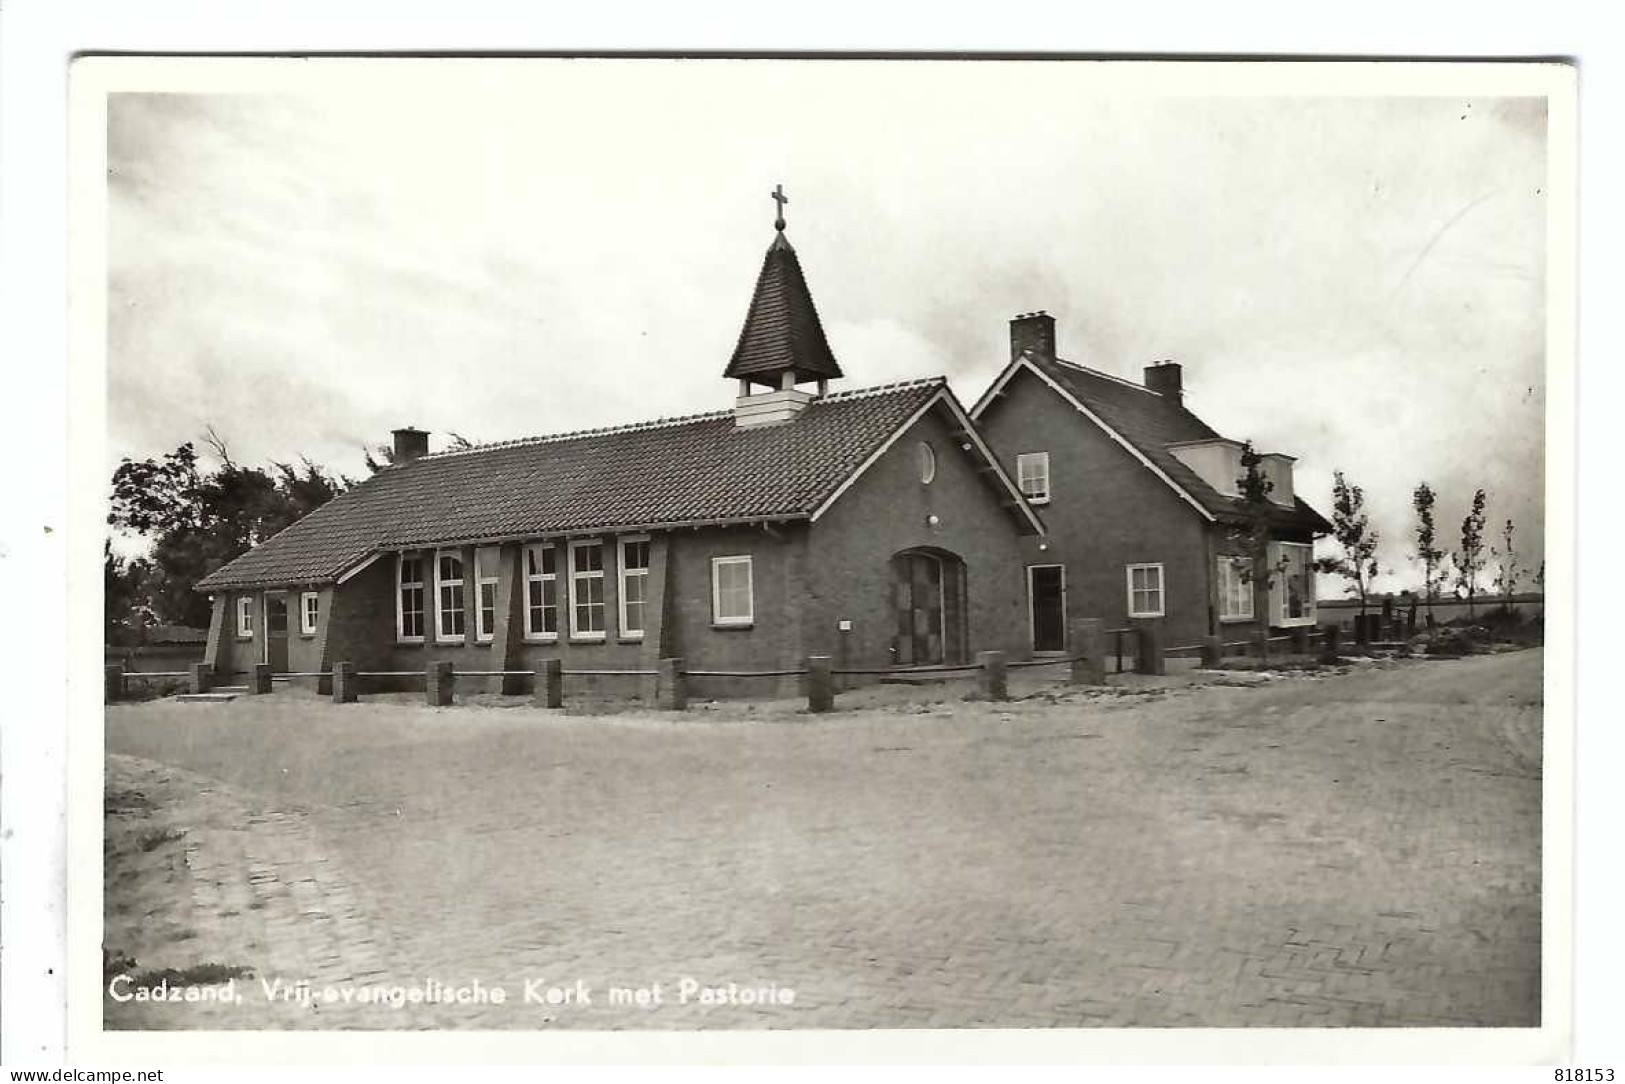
[397,554,426,641]
[1217,556,1254,621]
[523,543,559,640]
[619,536,650,639]
[569,540,606,639]
[1016,452,1051,504]
[435,549,466,641]
[916,441,937,484]
[1273,542,1316,626]
[711,555,754,626]
[1126,563,1165,618]
[236,597,253,638]
[300,591,320,635]
[266,595,288,635]
[474,546,500,642]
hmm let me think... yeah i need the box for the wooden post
[1252,627,1271,663]
[105,663,123,703]
[806,656,834,713]
[535,658,563,708]
[1135,623,1166,676]
[1291,626,1311,654]
[978,650,1008,701]
[657,657,687,711]
[1068,618,1106,685]
[188,662,212,695]
[1319,623,1342,664]
[426,661,453,706]
[332,661,357,703]
[1200,635,1223,668]
[250,663,273,695]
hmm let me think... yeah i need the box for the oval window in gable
[917,440,937,484]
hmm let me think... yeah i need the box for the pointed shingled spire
[723,207,844,389]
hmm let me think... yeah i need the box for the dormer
[1166,438,1295,506]
[1165,438,1245,498]
[724,185,843,427]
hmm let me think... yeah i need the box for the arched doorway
[890,548,968,666]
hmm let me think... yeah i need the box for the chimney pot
[391,426,429,464]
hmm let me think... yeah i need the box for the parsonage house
[194,211,1329,697]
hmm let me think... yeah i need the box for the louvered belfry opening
[725,225,844,427]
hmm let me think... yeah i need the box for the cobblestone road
[103,650,1542,1030]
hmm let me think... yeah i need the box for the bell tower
[724,185,844,427]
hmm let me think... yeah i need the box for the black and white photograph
[64,55,1573,1061]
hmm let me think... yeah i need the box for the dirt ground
[103,650,1542,1030]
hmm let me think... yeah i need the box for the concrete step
[174,692,240,703]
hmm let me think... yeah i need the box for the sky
[105,62,1550,595]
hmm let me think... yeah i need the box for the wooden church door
[892,552,945,666]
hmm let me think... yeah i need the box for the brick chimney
[1144,360,1183,402]
[391,427,429,464]
[1009,311,1056,361]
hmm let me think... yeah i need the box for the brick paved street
[103,650,1542,1030]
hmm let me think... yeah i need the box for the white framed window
[435,548,467,642]
[618,536,650,639]
[1016,451,1051,504]
[235,597,253,638]
[1126,563,1165,618]
[711,555,754,626]
[522,543,560,640]
[568,540,606,640]
[1217,556,1254,622]
[397,553,426,642]
[1272,541,1317,627]
[300,591,320,635]
[474,546,501,643]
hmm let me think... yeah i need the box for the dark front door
[265,593,290,672]
[893,553,944,666]
[1029,565,1066,653]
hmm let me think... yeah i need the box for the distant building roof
[197,378,1037,592]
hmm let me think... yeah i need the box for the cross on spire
[771,183,788,231]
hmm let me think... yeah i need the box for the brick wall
[665,524,808,699]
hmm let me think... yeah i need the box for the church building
[194,197,1047,697]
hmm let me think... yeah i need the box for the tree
[1316,470,1380,618]
[1412,482,1447,628]
[108,433,348,629]
[104,541,154,646]
[362,443,398,474]
[1452,488,1488,620]
[1491,518,1521,615]
[1229,441,1289,660]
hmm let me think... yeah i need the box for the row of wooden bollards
[104,620,1339,710]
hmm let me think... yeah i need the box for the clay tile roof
[723,232,844,383]
[195,379,944,592]
[1030,355,1333,534]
